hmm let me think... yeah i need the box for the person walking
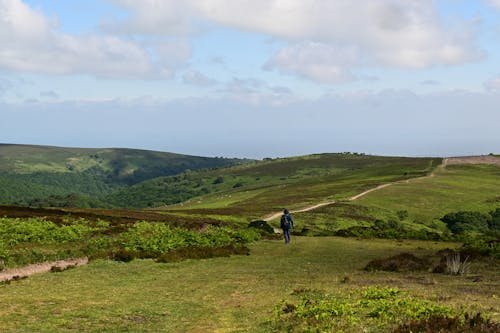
[280,209,294,244]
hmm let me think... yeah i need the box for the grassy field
[275,162,500,238]
[354,164,500,226]
[159,154,440,221]
[0,156,499,332]
[0,237,498,332]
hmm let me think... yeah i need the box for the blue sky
[1,0,500,158]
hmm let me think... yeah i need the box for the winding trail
[0,257,88,282]
[263,158,450,222]
[4,156,496,280]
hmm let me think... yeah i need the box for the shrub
[397,210,409,221]
[334,226,375,238]
[393,313,500,333]
[121,222,260,256]
[272,287,454,332]
[441,211,490,234]
[155,245,249,263]
[489,208,500,231]
[212,176,224,184]
[248,220,274,234]
[460,234,500,259]
[0,217,97,246]
[112,249,135,262]
[364,253,430,272]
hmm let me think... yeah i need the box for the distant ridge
[0,143,248,207]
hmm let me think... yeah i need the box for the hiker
[280,209,294,244]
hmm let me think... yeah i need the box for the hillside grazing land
[289,159,500,237]
[353,162,500,226]
[156,154,441,222]
[0,237,498,332]
[0,144,246,207]
[0,154,498,331]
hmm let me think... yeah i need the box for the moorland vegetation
[0,147,498,332]
[0,144,246,207]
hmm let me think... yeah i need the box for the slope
[291,156,500,236]
[150,153,441,221]
[353,157,500,225]
[0,144,246,207]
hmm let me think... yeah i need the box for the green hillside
[0,144,245,207]
[132,154,499,241]
[147,154,441,220]
[352,163,500,226]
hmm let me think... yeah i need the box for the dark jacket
[280,213,294,230]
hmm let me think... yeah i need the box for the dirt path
[263,158,450,222]
[263,181,424,222]
[0,257,88,282]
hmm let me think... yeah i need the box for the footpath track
[0,258,88,282]
[263,158,451,222]
[3,156,498,281]
[264,155,500,222]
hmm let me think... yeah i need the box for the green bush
[273,287,454,332]
[441,211,490,234]
[121,222,260,256]
[461,233,500,259]
[212,176,224,184]
[0,217,98,246]
[489,208,500,231]
[333,223,442,241]
[396,210,409,221]
[0,217,261,266]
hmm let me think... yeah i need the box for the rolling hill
[351,157,500,225]
[0,144,247,207]
[148,153,442,220]
[2,144,498,241]
[144,154,498,239]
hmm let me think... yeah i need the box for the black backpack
[281,214,291,229]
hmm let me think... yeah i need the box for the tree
[441,211,490,234]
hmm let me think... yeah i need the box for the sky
[1,0,500,158]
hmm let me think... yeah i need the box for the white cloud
[484,76,500,92]
[40,90,59,99]
[0,1,482,83]
[182,70,217,86]
[104,0,195,35]
[488,0,500,9]
[216,78,296,106]
[209,0,478,67]
[0,0,188,78]
[2,90,499,158]
[264,42,358,83]
[108,0,480,84]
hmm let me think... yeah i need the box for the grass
[275,163,500,238]
[0,144,246,207]
[0,237,498,332]
[160,154,440,221]
[355,164,500,227]
[0,153,498,331]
